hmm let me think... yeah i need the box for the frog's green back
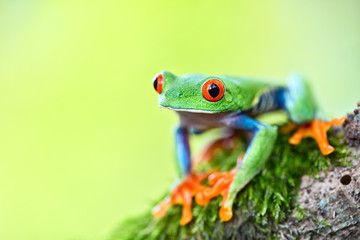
[218,75,277,111]
[158,71,276,113]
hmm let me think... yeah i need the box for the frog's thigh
[282,74,316,123]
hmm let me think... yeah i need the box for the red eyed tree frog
[151,71,345,225]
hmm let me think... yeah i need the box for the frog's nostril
[178,93,183,97]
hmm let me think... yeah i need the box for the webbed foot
[195,155,244,222]
[196,169,236,221]
[283,117,346,155]
[152,171,213,225]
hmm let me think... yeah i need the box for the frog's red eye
[152,73,163,94]
[202,79,225,102]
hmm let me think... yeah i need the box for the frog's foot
[192,132,238,168]
[152,171,213,225]
[284,117,346,155]
[195,155,244,222]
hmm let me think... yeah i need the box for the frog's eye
[202,79,225,102]
[152,73,163,94]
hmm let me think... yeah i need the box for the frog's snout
[163,88,183,99]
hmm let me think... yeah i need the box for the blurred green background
[0,0,359,240]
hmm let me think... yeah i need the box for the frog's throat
[159,105,220,114]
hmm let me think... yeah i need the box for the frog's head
[152,71,237,113]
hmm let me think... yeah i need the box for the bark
[276,147,360,239]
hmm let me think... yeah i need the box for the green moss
[108,131,352,240]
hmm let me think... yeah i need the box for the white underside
[159,105,218,114]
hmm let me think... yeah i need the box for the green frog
[151,71,344,225]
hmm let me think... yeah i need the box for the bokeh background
[0,1,359,240]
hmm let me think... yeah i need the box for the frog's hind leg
[280,74,345,155]
[281,74,317,123]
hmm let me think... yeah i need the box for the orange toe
[288,127,306,145]
[330,116,346,126]
[219,206,233,222]
[194,191,210,206]
[319,145,335,155]
[180,188,193,225]
[152,197,172,218]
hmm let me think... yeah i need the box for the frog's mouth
[159,105,219,114]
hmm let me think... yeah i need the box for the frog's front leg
[152,126,213,225]
[197,115,278,221]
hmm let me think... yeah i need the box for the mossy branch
[108,129,359,240]
[108,103,360,240]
